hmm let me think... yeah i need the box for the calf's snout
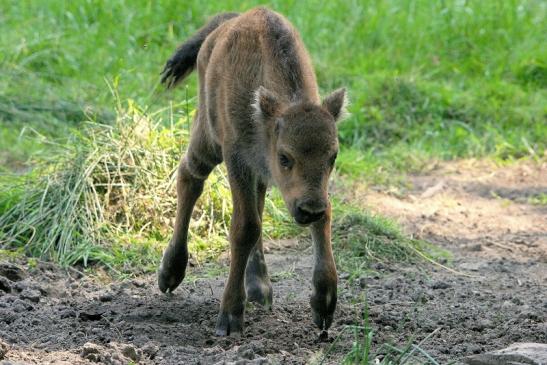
[294,199,327,225]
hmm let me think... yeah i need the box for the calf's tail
[161,12,239,88]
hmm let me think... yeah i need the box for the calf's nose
[296,200,326,223]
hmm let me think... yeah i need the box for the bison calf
[159,7,347,337]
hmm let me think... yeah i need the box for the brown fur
[158,7,347,336]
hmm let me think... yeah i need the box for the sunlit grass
[0,100,299,272]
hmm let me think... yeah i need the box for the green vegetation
[0,0,542,265]
[0,100,433,274]
[319,304,444,365]
[529,192,547,206]
[0,101,297,272]
[2,1,545,163]
[331,203,449,278]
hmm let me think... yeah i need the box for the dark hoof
[246,280,273,310]
[157,265,185,293]
[157,245,187,293]
[310,291,337,330]
[215,311,244,337]
[312,307,334,331]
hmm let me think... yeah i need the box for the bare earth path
[0,160,545,364]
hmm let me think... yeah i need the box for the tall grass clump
[0,101,296,271]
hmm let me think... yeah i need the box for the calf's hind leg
[158,131,219,293]
[245,181,273,309]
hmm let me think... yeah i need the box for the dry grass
[0,100,296,272]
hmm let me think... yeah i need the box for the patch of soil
[350,159,547,359]
[1,159,546,364]
[0,246,359,365]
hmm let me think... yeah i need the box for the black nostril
[311,209,326,219]
[297,205,325,222]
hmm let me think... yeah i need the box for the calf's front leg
[215,160,261,337]
[309,204,337,331]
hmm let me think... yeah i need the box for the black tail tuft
[161,12,239,88]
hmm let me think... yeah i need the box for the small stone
[79,308,104,321]
[519,310,542,321]
[237,346,255,360]
[121,344,140,362]
[430,281,451,290]
[471,319,492,332]
[142,342,159,359]
[372,263,385,271]
[19,289,40,303]
[467,344,482,354]
[81,342,101,361]
[469,244,482,252]
[383,277,398,290]
[60,308,77,319]
[339,272,350,280]
[132,279,146,288]
[99,292,113,302]
[463,343,547,365]
[0,277,12,293]
[0,339,9,360]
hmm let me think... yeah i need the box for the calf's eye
[329,153,338,167]
[279,153,293,169]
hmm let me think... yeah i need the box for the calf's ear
[322,88,348,122]
[252,86,281,122]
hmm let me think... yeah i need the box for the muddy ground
[0,160,546,364]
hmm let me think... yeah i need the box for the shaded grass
[340,77,546,161]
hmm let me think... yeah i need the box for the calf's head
[253,87,347,225]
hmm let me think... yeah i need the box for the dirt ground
[1,159,546,364]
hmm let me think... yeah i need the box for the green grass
[1,1,545,166]
[316,300,446,365]
[529,192,547,206]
